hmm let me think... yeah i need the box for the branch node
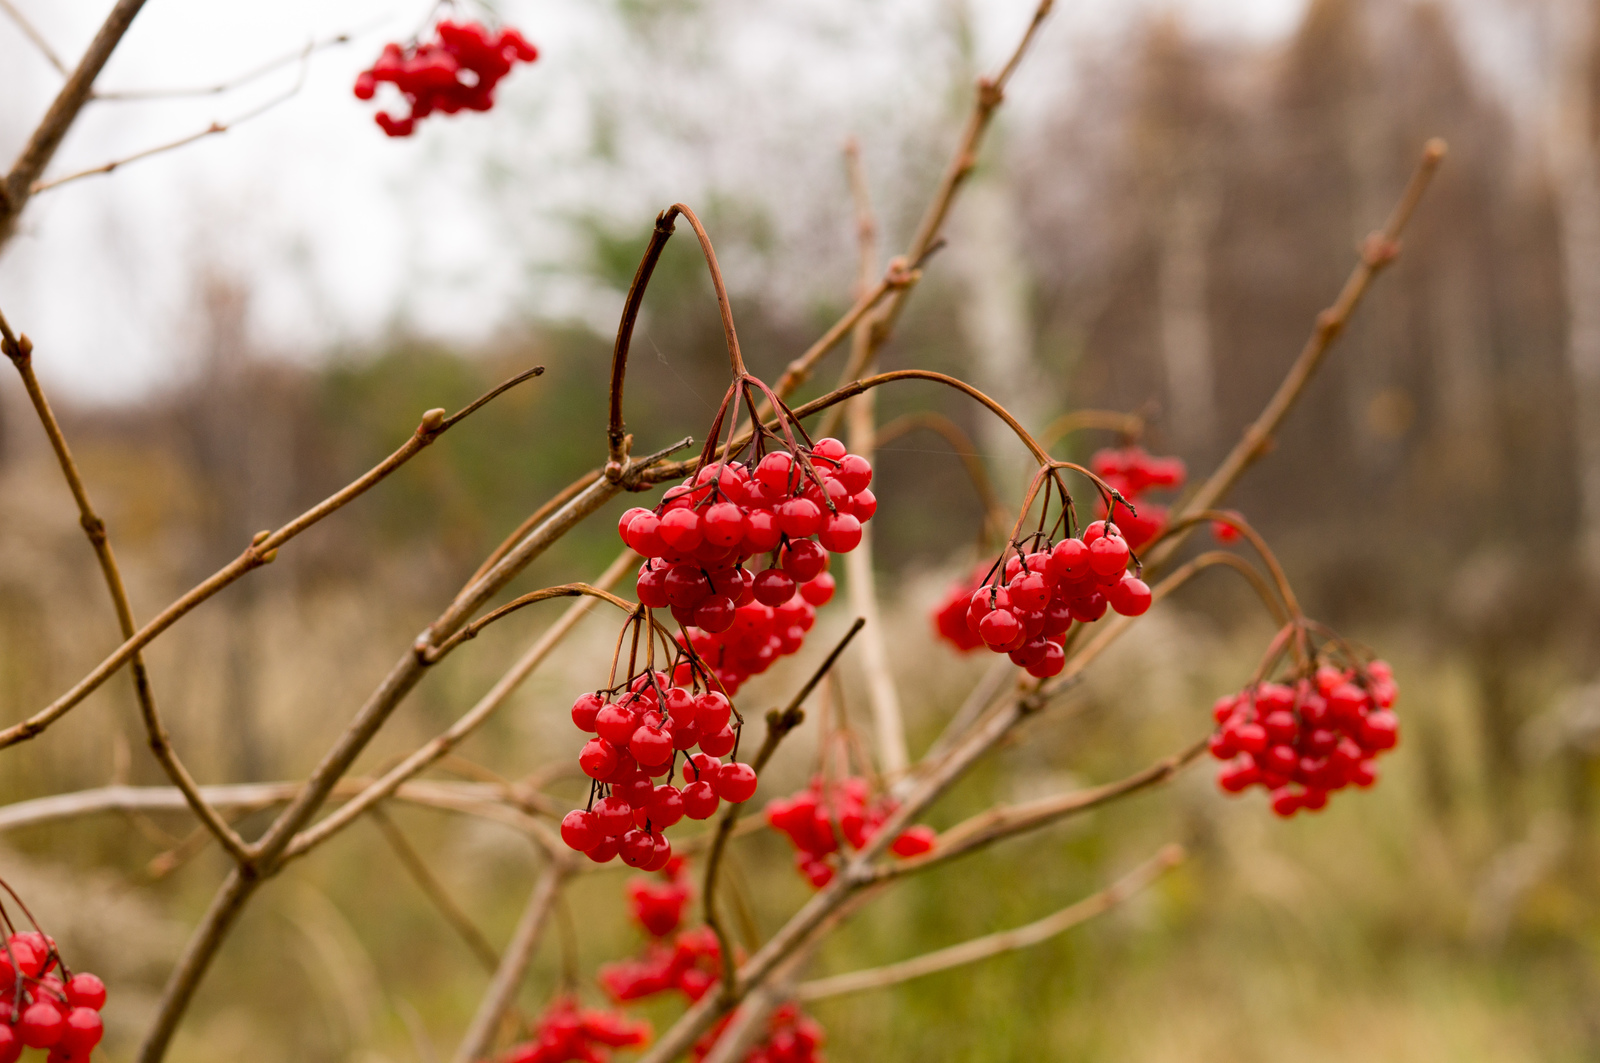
[419,407,447,436]
[250,530,271,546]
[976,76,1004,110]
[1361,232,1400,268]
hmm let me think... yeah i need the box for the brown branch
[31,54,313,195]
[1037,409,1145,451]
[1,366,544,752]
[0,313,251,863]
[280,550,636,863]
[0,0,67,75]
[450,862,572,1063]
[799,844,1184,1000]
[703,620,865,996]
[869,744,1206,884]
[371,807,500,974]
[1146,138,1447,570]
[422,582,639,662]
[1,0,149,243]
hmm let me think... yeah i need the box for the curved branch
[1151,511,1301,619]
[423,582,639,662]
[874,412,1006,532]
[799,844,1183,999]
[0,366,544,751]
[1037,409,1144,451]
[607,211,679,466]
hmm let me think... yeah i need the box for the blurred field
[5,0,1600,1059]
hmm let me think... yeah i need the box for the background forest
[3,0,1600,1060]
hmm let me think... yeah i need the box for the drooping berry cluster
[694,1003,826,1063]
[619,436,872,694]
[491,998,650,1063]
[354,20,538,137]
[562,661,758,867]
[765,776,935,888]
[1210,660,1399,816]
[0,931,106,1063]
[1088,446,1185,551]
[962,519,1151,677]
[599,861,725,1004]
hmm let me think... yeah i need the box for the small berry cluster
[1088,446,1185,551]
[0,931,106,1063]
[694,1003,826,1063]
[930,564,989,653]
[765,777,935,888]
[492,998,650,1063]
[961,519,1152,677]
[354,20,538,137]
[620,435,871,694]
[1210,660,1400,816]
[562,668,758,866]
[599,863,724,1004]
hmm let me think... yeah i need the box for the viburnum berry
[1090,444,1187,551]
[765,776,935,888]
[355,19,539,138]
[1209,658,1399,816]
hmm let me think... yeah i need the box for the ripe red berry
[682,780,720,819]
[977,609,1020,648]
[755,452,795,491]
[585,835,621,863]
[1088,532,1130,576]
[0,1025,17,1063]
[579,738,620,779]
[698,724,736,757]
[753,567,797,606]
[744,509,783,552]
[781,540,829,582]
[694,595,737,633]
[592,796,634,837]
[18,1002,63,1048]
[813,438,848,461]
[620,830,656,868]
[649,785,686,829]
[571,692,604,732]
[696,692,732,733]
[1107,576,1151,616]
[835,454,872,494]
[817,513,862,552]
[702,502,746,547]
[799,571,836,606]
[58,1008,103,1055]
[561,810,600,851]
[64,974,105,1012]
[659,507,703,551]
[713,762,759,803]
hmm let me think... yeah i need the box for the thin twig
[281,550,636,863]
[799,844,1184,1000]
[2,367,544,752]
[1145,138,1447,571]
[372,807,500,973]
[450,862,572,1063]
[1036,409,1145,451]
[874,412,1007,537]
[92,32,353,100]
[32,55,313,195]
[0,0,148,244]
[0,312,251,863]
[0,0,67,75]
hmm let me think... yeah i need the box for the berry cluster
[1088,446,1185,551]
[930,565,988,653]
[492,998,650,1063]
[354,20,538,137]
[1210,660,1400,816]
[0,932,105,1063]
[765,777,935,888]
[962,519,1152,677]
[599,862,724,1004]
[561,656,759,866]
[620,435,872,694]
[695,1003,826,1063]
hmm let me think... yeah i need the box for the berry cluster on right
[765,776,935,888]
[1209,660,1399,816]
[0,931,106,1063]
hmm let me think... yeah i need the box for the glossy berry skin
[591,796,634,837]
[619,830,657,868]
[713,762,759,803]
[570,692,604,732]
[64,974,106,1012]
[0,1025,17,1063]
[682,780,720,819]
[58,1009,103,1054]
[578,738,619,780]
[18,1002,64,1048]
[561,810,600,851]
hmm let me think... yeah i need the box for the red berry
[18,1003,63,1048]
[659,507,703,551]
[836,454,872,494]
[800,571,836,606]
[694,595,737,633]
[579,738,620,779]
[585,835,621,863]
[977,609,1020,648]
[754,452,795,492]
[776,498,823,538]
[890,825,936,856]
[663,565,711,609]
[848,488,878,521]
[813,438,847,461]
[698,724,736,757]
[571,692,604,732]
[64,974,105,1012]
[696,692,732,733]
[1107,576,1152,616]
[1362,710,1399,750]
[592,796,634,836]
[1008,571,1050,612]
[649,785,686,829]
[682,780,720,819]
[753,567,797,606]
[702,502,746,547]
[0,1025,16,1063]
[781,540,829,582]
[744,509,783,552]
[1088,533,1130,576]
[561,810,600,851]
[595,702,636,745]
[614,776,655,807]
[1047,538,1091,582]
[817,513,862,552]
[620,830,656,868]
[1269,786,1302,817]
[713,762,759,803]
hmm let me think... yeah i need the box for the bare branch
[91,31,353,100]
[0,0,67,76]
[799,844,1184,1000]
[1,0,150,246]
[0,312,251,863]
[0,366,544,752]
[372,807,500,974]
[451,862,572,1063]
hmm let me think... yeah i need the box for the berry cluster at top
[620,435,872,694]
[1088,445,1185,551]
[0,931,106,1063]
[766,776,934,888]
[1210,659,1399,816]
[354,19,538,137]
[561,662,756,868]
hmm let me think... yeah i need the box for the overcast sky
[2,0,1316,403]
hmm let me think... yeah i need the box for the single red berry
[1261,710,1298,744]
[0,1025,16,1063]
[1362,710,1399,750]
[614,775,655,807]
[592,796,634,836]
[817,513,862,552]
[696,691,732,733]
[714,762,759,803]
[1269,786,1301,817]
[698,723,736,757]
[64,974,105,1012]
[1235,722,1269,755]
[595,702,636,745]
[781,540,829,582]
[1088,533,1130,576]
[579,738,620,779]
[835,454,872,494]
[627,512,666,556]
[1067,593,1107,623]
[694,595,737,633]
[659,507,703,551]
[890,825,937,856]
[1107,575,1151,616]
[753,567,797,606]
[1265,744,1299,775]
[585,835,621,863]
[571,692,604,732]
[649,785,686,829]
[1025,640,1065,678]
[800,571,836,606]
[1008,571,1050,611]
[561,810,600,851]
[848,488,878,521]
[18,1002,63,1048]
[682,780,720,819]
[618,507,651,542]
[702,502,746,547]
[744,509,783,552]
[777,498,824,538]
[619,830,656,868]
[754,452,795,492]
[813,438,848,461]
